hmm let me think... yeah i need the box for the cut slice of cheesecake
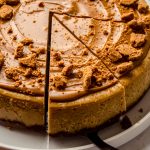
[48,59,126,134]
[49,83,125,135]
[48,0,150,134]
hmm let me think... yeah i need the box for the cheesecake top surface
[0,0,150,102]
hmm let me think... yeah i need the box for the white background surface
[89,126,150,150]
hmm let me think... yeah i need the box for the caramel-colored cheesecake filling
[0,0,149,102]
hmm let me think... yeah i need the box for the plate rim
[0,111,150,150]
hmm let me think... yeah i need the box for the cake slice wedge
[48,82,125,135]
[48,58,126,134]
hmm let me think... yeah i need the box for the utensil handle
[87,132,118,150]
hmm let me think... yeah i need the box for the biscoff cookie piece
[120,0,138,7]
[130,33,147,48]
[6,0,20,6]
[0,5,13,20]
[0,51,4,68]
[138,0,149,14]
[0,0,6,7]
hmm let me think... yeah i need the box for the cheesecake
[0,0,150,135]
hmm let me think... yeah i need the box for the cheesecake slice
[48,58,126,134]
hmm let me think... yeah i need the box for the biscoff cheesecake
[0,0,150,135]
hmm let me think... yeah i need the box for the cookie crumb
[53,52,61,61]
[24,68,32,77]
[14,43,24,59]
[29,45,45,54]
[128,19,144,32]
[109,49,122,62]
[129,50,143,61]
[130,33,146,48]
[0,5,13,20]
[12,35,17,41]
[21,38,33,46]
[122,12,134,22]
[75,70,83,78]
[53,75,67,90]
[58,61,64,68]
[5,67,20,81]
[7,27,13,34]
[138,0,149,14]
[0,0,6,7]
[103,30,109,35]
[62,64,73,77]
[117,62,133,75]
[83,67,93,89]
[6,0,20,5]
[32,69,41,77]
[19,54,36,68]
[38,2,44,7]
[0,51,4,68]
[120,0,138,7]
[81,49,88,56]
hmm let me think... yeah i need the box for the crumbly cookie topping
[0,5,13,20]
[0,0,6,7]
[120,0,138,7]
[21,38,33,46]
[83,67,93,89]
[130,33,147,48]
[53,75,67,90]
[121,12,134,22]
[29,45,45,55]
[0,51,4,68]
[5,67,21,81]
[62,64,73,77]
[109,49,122,63]
[6,0,20,6]
[128,19,144,31]
[138,0,149,14]
[19,54,37,68]
[117,62,133,75]
[53,52,61,61]
[14,43,24,59]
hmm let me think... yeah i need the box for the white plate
[0,87,150,150]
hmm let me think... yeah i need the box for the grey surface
[89,126,150,150]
